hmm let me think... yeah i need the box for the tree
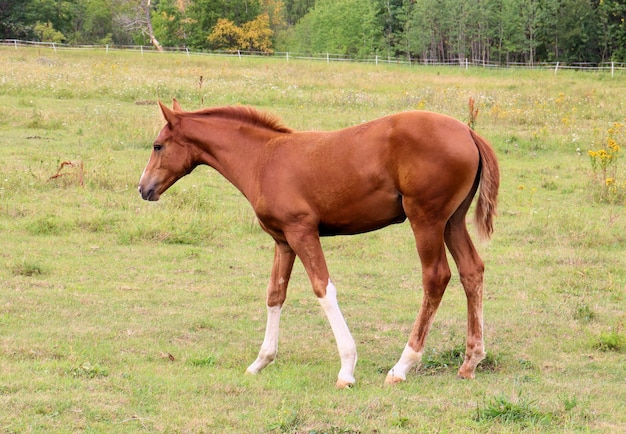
[1,0,625,62]
[34,20,65,42]
[186,0,261,49]
[27,0,79,41]
[207,13,273,52]
[83,0,114,44]
[597,0,626,62]
[402,0,454,61]
[113,0,162,49]
[282,0,314,25]
[260,0,286,30]
[401,0,435,59]
[207,17,244,50]
[290,0,382,57]
[241,13,273,51]
[152,0,189,47]
[377,0,407,57]
[0,0,36,39]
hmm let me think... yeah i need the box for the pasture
[1,47,625,432]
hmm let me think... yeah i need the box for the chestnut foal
[138,100,499,387]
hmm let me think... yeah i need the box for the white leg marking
[318,280,357,386]
[246,305,281,374]
[387,344,422,382]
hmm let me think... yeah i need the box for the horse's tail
[470,129,500,241]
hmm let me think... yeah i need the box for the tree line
[1,0,625,63]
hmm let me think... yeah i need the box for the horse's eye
[153,144,163,151]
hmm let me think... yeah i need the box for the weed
[309,428,359,434]
[573,303,597,323]
[517,358,538,371]
[560,394,578,412]
[421,345,500,374]
[587,122,625,204]
[391,414,410,428]
[187,356,217,367]
[467,96,479,130]
[475,394,552,426]
[592,330,625,352]
[479,351,501,372]
[25,214,69,235]
[421,345,464,373]
[541,177,558,191]
[266,408,303,433]
[12,260,48,277]
[47,160,84,187]
[27,108,44,128]
[68,362,109,378]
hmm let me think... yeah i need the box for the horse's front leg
[246,241,295,375]
[286,230,357,388]
[319,279,358,388]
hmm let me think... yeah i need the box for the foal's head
[138,100,192,201]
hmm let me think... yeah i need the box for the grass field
[1,47,625,433]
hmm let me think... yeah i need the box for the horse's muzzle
[138,185,159,201]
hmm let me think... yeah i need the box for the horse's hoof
[384,375,405,385]
[335,378,355,389]
[456,369,475,380]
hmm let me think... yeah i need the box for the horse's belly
[317,195,407,236]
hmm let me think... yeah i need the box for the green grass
[1,46,625,432]
[475,394,553,426]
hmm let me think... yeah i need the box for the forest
[1,0,625,64]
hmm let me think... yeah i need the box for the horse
[138,100,499,388]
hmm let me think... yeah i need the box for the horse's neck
[196,122,275,202]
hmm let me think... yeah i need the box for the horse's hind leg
[246,241,296,375]
[386,216,451,384]
[444,205,486,379]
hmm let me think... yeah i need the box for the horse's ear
[172,98,182,111]
[158,100,179,128]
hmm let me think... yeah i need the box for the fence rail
[2,39,625,75]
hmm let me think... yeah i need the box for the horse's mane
[189,106,293,134]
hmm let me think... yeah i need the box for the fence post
[106,44,108,55]
[375,55,378,66]
[286,52,289,62]
[186,47,190,58]
[326,53,329,64]
[14,40,18,50]
[611,61,615,78]
[465,58,469,70]
[238,50,242,59]
[52,43,56,53]
[141,46,143,56]
[555,62,559,75]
